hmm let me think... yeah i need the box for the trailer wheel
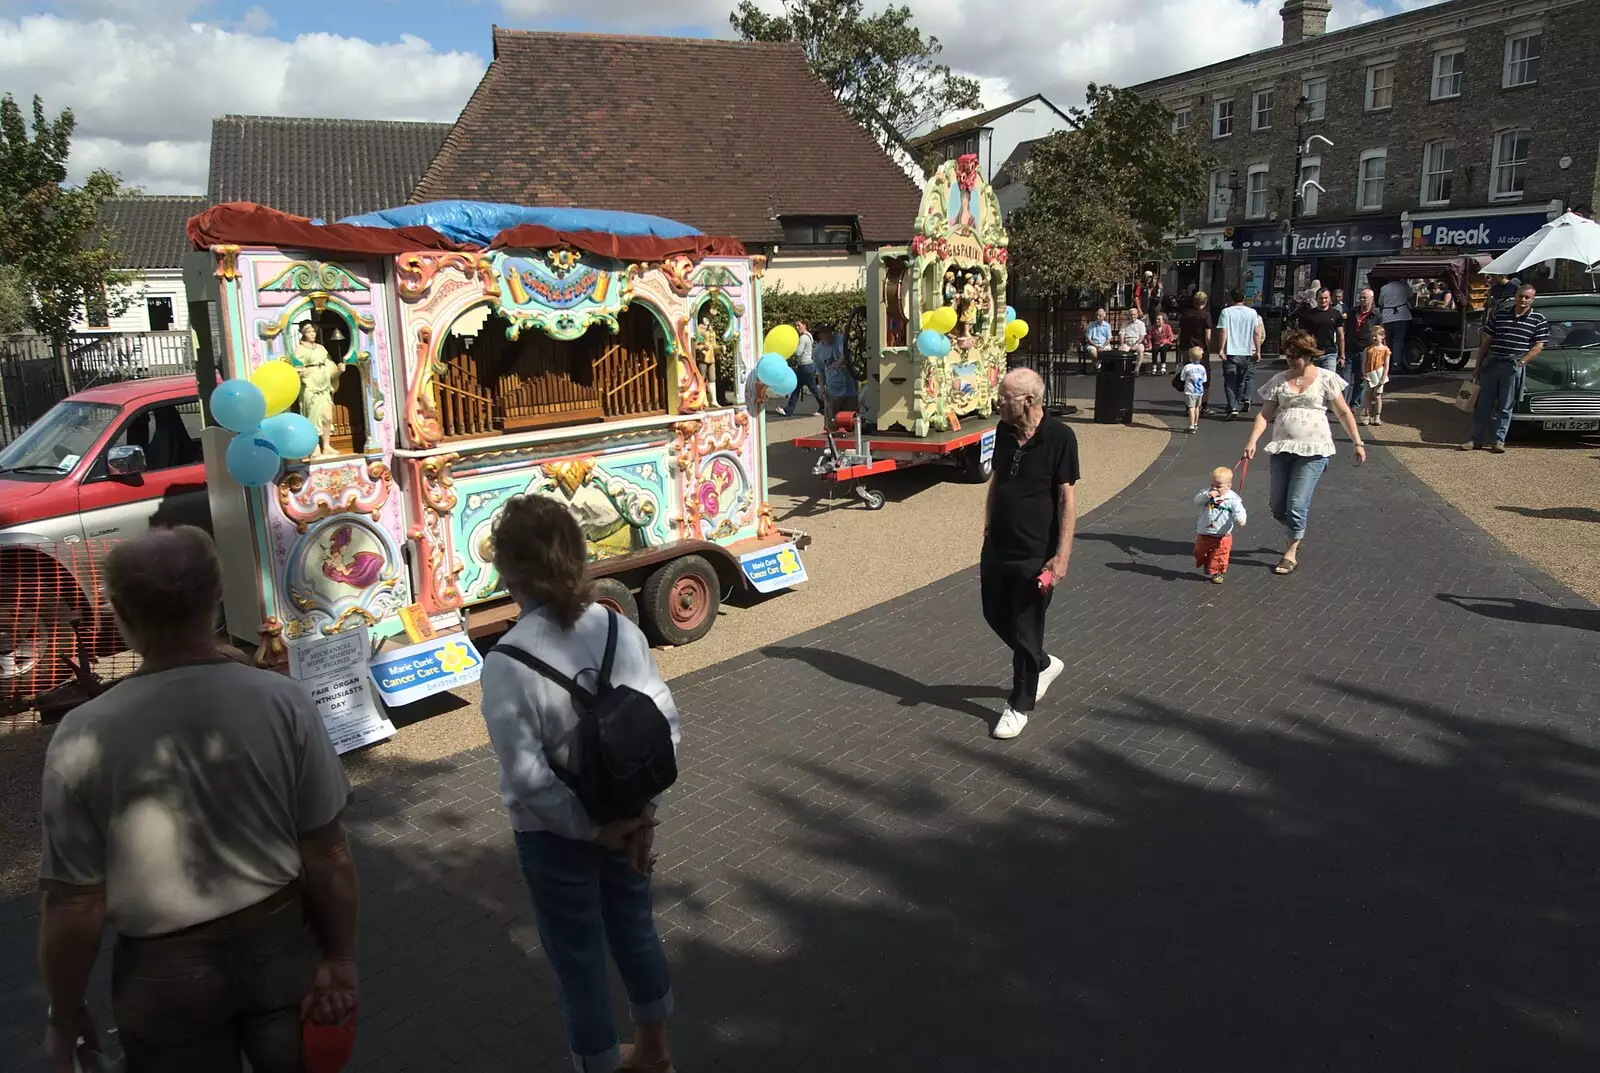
[1439,348,1470,370]
[0,558,83,714]
[854,484,887,510]
[960,444,994,483]
[641,555,720,646]
[591,577,640,627]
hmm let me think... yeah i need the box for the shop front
[1162,229,1230,301]
[1403,208,1551,255]
[1234,218,1404,308]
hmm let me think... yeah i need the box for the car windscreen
[0,401,121,477]
[1547,318,1600,349]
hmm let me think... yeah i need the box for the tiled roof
[411,29,923,246]
[992,138,1045,189]
[908,95,1065,149]
[98,195,210,269]
[208,115,453,223]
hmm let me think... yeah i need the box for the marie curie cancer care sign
[739,542,808,594]
[369,635,484,708]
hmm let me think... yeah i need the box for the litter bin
[1093,350,1137,425]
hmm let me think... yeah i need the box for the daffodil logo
[437,641,477,675]
[776,547,800,575]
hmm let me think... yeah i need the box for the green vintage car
[1514,294,1600,432]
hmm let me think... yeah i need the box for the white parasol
[1482,212,1600,275]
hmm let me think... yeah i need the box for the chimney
[1280,0,1332,45]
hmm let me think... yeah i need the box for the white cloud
[0,11,485,192]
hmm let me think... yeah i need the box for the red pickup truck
[0,376,210,707]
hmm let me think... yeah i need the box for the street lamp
[1289,95,1332,307]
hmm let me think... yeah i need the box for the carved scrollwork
[213,245,242,281]
[395,252,500,303]
[275,460,393,534]
[420,453,460,514]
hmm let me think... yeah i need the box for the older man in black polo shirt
[1462,282,1549,453]
[981,367,1079,740]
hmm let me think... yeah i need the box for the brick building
[1133,0,1598,306]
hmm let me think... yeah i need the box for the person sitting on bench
[1083,308,1112,370]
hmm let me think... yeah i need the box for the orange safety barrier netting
[1,540,135,716]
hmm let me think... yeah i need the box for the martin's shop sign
[1409,212,1547,251]
[1233,220,1404,258]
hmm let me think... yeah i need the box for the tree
[0,93,136,362]
[1009,84,1213,292]
[731,0,981,152]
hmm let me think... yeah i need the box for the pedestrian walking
[1150,312,1176,374]
[816,322,856,424]
[1179,351,1208,432]
[480,494,680,1073]
[1461,282,1549,454]
[1342,287,1379,411]
[1360,324,1391,426]
[982,367,1078,741]
[1295,288,1345,376]
[1332,287,1346,315]
[1194,465,1247,583]
[1178,291,1214,414]
[1244,330,1367,575]
[38,526,359,1073]
[1377,276,1414,371]
[1216,289,1263,419]
[783,319,823,416]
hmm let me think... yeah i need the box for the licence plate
[1541,419,1600,431]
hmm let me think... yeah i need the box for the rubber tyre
[1439,348,1471,371]
[960,444,994,483]
[1396,337,1428,374]
[591,577,640,626]
[640,555,720,647]
[0,580,79,711]
[855,485,887,510]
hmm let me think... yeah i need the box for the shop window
[1503,32,1540,88]
[1357,149,1387,211]
[146,296,174,332]
[1421,139,1455,206]
[1245,164,1269,219]
[1432,49,1464,100]
[434,307,668,439]
[1301,77,1327,121]
[1491,128,1531,201]
[1365,64,1394,111]
[1212,98,1234,139]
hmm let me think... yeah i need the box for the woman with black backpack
[480,494,681,1073]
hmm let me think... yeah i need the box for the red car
[0,376,209,707]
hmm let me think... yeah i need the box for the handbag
[1453,380,1479,413]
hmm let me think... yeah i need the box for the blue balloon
[259,412,318,460]
[1005,305,1017,324]
[211,379,266,434]
[755,352,797,396]
[225,431,282,487]
[916,328,952,358]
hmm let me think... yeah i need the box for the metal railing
[0,331,195,445]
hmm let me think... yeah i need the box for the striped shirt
[1483,306,1550,361]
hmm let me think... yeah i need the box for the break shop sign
[369,634,485,708]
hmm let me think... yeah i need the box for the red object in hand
[303,1013,357,1073]
[1037,568,1056,592]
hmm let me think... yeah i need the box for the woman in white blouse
[1243,329,1367,575]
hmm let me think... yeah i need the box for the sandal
[1272,557,1299,575]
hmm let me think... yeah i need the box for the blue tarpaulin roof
[337,201,703,247]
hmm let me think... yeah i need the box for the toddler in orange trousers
[1194,465,1247,583]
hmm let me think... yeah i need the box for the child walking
[1361,324,1391,425]
[1180,352,1208,432]
[1194,465,1247,583]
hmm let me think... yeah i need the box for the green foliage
[1010,83,1213,292]
[0,93,138,347]
[0,264,28,334]
[731,0,981,150]
[757,283,869,380]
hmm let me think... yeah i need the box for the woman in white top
[1243,329,1367,575]
[479,494,680,1073]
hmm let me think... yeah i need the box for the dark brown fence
[0,331,195,445]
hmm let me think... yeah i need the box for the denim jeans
[1472,358,1525,446]
[1222,356,1255,413]
[1315,352,1338,375]
[515,830,674,1073]
[1385,319,1410,370]
[787,362,823,414]
[1342,351,1366,409]
[1269,452,1329,540]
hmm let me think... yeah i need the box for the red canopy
[187,202,747,261]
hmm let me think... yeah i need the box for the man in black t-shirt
[981,367,1080,740]
[1295,288,1345,375]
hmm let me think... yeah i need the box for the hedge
[757,284,870,381]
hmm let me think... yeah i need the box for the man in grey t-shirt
[38,526,359,1073]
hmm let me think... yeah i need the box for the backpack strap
[491,642,596,706]
[596,609,618,690]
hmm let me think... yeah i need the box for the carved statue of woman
[694,313,720,407]
[292,322,338,458]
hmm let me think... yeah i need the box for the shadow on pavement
[759,644,1003,731]
[1496,505,1600,524]
[1438,593,1600,633]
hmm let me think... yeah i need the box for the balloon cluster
[1003,306,1030,354]
[915,306,957,358]
[754,325,799,397]
[210,361,317,487]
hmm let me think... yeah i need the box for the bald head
[1001,367,1044,398]
[105,525,223,652]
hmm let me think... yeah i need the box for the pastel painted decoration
[259,411,318,460]
[1005,305,1017,324]
[763,324,800,360]
[916,328,952,358]
[225,430,283,487]
[251,360,302,417]
[924,306,958,335]
[211,379,267,434]
[1007,318,1030,341]
[755,351,797,395]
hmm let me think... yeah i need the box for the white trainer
[1035,655,1065,702]
[992,706,1029,739]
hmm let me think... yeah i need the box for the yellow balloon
[763,324,800,360]
[920,310,940,331]
[252,359,301,417]
[1007,318,1030,340]
[930,307,959,335]
[1005,336,1020,354]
